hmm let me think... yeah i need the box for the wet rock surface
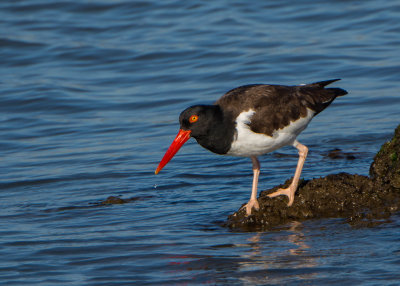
[325,148,357,160]
[43,195,153,213]
[226,124,400,231]
[370,125,400,190]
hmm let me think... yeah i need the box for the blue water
[1,0,400,284]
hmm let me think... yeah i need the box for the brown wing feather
[215,80,347,136]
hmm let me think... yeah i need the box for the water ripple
[1,0,400,285]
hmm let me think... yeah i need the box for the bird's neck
[194,105,235,155]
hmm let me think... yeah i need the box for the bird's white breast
[227,108,314,157]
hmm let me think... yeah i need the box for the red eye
[189,115,198,123]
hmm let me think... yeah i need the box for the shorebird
[155,79,347,216]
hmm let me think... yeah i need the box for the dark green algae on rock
[226,124,400,231]
[370,124,400,190]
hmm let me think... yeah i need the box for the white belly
[227,109,314,157]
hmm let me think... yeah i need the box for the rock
[326,148,356,160]
[370,124,400,190]
[101,196,128,205]
[226,124,400,231]
[99,195,153,205]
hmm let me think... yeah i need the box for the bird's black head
[179,105,222,139]
[155,104,233,174]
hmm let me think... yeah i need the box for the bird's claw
[267,186,295,206]
[241,199,259,216]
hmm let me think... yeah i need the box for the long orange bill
[155,129,191,174]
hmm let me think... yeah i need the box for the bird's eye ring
[189,115,198,123]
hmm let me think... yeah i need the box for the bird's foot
[241,199,259,216]
[267,185,296,206]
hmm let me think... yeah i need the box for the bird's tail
[300,79,347,115]
[311,79,348,97]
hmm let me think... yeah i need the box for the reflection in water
[287,221,311,257]
[239,221,318,284]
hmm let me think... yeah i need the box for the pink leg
[243,156,260,216]
[268,141,308,206]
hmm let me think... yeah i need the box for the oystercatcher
[155,79,347,216]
